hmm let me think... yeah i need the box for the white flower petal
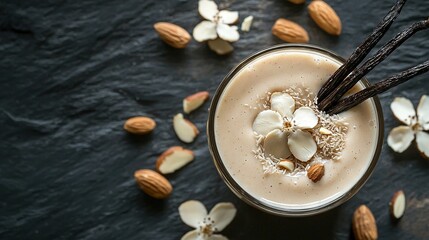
[387,126,414,153]
[416,131,429,158]
[270,92,295,118]
[209,234,229,240]
[263,129,291,158]
[391,97,417,126]
[181,230,201,240]
[417,95,429,131]
[208,38,234,55]
[241,16,254,32]
[293,107,319,129]
[218,10,239,24]
[193,21,218,42]
[179,200,208,228]
[198,0,218,21]
[216,23,240,42]
[252,110,283,136]
[288,129,317,162]
[208,202,236,232]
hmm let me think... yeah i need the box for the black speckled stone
[0,0,428,239]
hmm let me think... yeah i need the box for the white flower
[387,95,429,158]
[179,200,236,240]
[193,0,239,45]
[252,92,319,162]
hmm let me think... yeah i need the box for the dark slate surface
[0,0,428,239]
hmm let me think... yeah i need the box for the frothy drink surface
[214,48,379,209]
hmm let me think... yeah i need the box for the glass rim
[207,43,384,217]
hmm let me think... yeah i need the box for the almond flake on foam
[278,159,295,172]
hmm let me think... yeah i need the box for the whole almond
[272,18,309,43]
[308,1,342,36]
[307,163,324,182]
[352,205,378,240]
[154,22,191,48]
[124,116,156,135]
[389,190,406,219]
[134,169,172,199]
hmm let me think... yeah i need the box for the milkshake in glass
[207,44,383,216]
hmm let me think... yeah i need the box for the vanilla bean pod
[327,60,429,115]
[317,0,406,102]
[319,19,429,111]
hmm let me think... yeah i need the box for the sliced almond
[270,92,295,118]
[293,107,318,129]
[307,163,324,182]
[252,110,283,136]
[241,16,254,32]
[308,1,342,36]
[319,127,332,135]
[263,129,291,159]
[173,113,199,143]
[352,205,378,240]
[156,146,194,174]
[208,38,234,55]
[288,129,317,162]
[390,190,406,219]
[278,159,295,172]
[272,18,309,43]
[183,91,210,114]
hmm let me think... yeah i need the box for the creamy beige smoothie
[212,47,380,211]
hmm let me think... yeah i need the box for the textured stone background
[0,0,428,239]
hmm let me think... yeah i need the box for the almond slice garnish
[173,113,199,143]
[252,110,283,136]
[288,129,317,162]
[183,91,210,114]
[389,190,406,219]
[156,146,195,174]
[208,38,234,55]
[278,159,294,172]
[293,107,318,129]
[270,92,295,118]
[241,16,254,32]
[263,129,291,159]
